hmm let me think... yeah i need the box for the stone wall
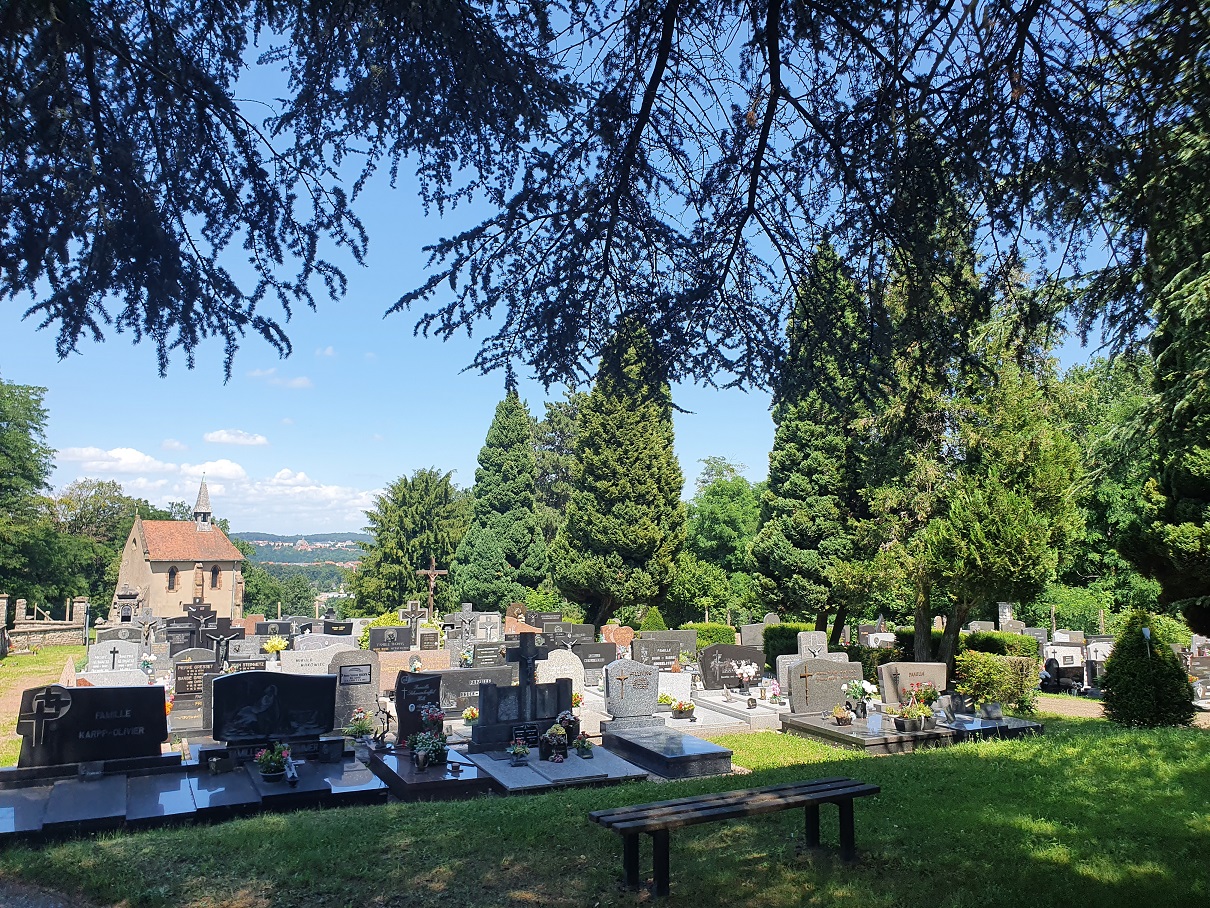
[3,594,89,651]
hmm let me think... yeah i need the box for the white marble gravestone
[87,639,141,672]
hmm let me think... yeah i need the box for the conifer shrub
[762,623,813,670]
[680,621,737,651]
[639,606,668,631]
[1102,610,1195,728]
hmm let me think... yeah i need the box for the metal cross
[416,556,448,614]
[109,646,121,669]
[613,670,630,698]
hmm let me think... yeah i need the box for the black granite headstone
[394,672,443,739]
[433,666,516,709]
[697,644,766,690]
[471,641,507,667]
[257,621,295,639]
[323,620,353,636]
[16,684,168,767]
[418,631,439,650]
[368,626,412,652]
[542,621,596,646]
[525,610,562,630]
[573,642,616,685]
[633,639,681,672]
[211,671,336,743]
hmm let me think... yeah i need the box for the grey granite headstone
[1054,628,1086,644]
[1024,627,1049,649]
[776,652,848,695]
[294,633,357,653]
[95,625,140,644]
[604,659,661,730]
[1000,619,1026,635]
[536,648,586,696]
[330,649,380,722]
[87,639,141,672]
[876,662,947,705]
[968,620,996,633]
[228,636,268,662]
[280,646,345,675]
[739,623,767,648]
[763,613,780,625]
[787,659,863,714]
[76,670,151,687]
[796,631,829,659]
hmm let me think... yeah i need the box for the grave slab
[186,767,262,818]
[368,750,492,801]
[125,773,198,828]
[601,727,732,779]
[0,785,50,838]
[42,775,128,834]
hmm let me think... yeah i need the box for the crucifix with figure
[200,618,244,665]
[417,556,448,614]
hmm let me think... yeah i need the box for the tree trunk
[814,609,829,633]
[829,602,849,647]
[913,575,932,662]
[937,599,972,676]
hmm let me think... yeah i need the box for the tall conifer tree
[452,388,548,610]
[750,243,883,637]
[550,324,685,624]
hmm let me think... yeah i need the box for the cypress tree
[1102,610,1195,727]
[750,243,881,636]
[550,324,686,624]
[452,388,548,610]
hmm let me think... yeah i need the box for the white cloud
[316,345,336,357]
[247,367,312,390]
[59,446,177,474]
[204,428,269,446]
[181,459,249,481]
[281,417,294,426]
[247,367,277,378]
[161,438,188,451]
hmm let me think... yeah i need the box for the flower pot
[834,715,854,727]
[671,709,695,719]
[509,753,529,766]
[574,747,594,759]
[923,716,937,730]
[538,739,568,761]
[260,770,286,783]
[353,739,372,763]
[414,751,431,771]
[894,717,924,733]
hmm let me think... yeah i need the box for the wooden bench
[588,776,879,896]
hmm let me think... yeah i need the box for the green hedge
[953,651,1039,711]
[841,644,904,683]
[762,623,814,671]
[964,631,1039,658]
[679,622,738,651]
[357,611,399,649]
[893,629,944,659]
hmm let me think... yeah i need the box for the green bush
[763,623,813,671]
[1021,583,1113,635]
[357,611,403,649]
[841,644,904,683]
[639,606,668,631]
[964,631,1039,658]
[953,651,1039,711]
[680,621,737,651]
[892,629,944,660]
[1101,610,1195,728]
[1105,611,1191,647]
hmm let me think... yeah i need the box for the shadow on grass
[1,718,1208,907]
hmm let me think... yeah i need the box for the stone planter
[508,753,529,766]
[893,717,925,733]
[573,747,594,759]
[260,770,286,783]
[833,715,854,727]
[538,739,569,761]
[671,708,695,719]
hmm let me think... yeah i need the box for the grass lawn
[0,714,1207,908]
[0,646,87,767]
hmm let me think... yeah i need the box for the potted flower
[656,693,674,713]
[768,681,785,706]
[905,681,940,707]
[832,703,855,726]
[571,692,584,711]
[539,723,569,761]
[411,731,448,770]
[893,700,932,733]
[556,709,579,739]
[731,660,760,692]
[671,699,695,719]
[262,635,288,661]
[344,707,376,739]
[572,731,595,758]
[254,743,290,782]
[409,655,423,673]
[420,704,445,733]
[506,738,531,766]
[462,706,480,726]
[846,679,879,718]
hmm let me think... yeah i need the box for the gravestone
[435,665,515,710]
[1054,629,1086,644]
[470,641,508,667]
[322,620,353,636]
[228,636,268,662]
[1024,627,1049,650]
[796,631,829,659]
[95,625,140,644]
[368,626,412,653]
[172,647,219,724]
[868,632,896,648]
[350,617,373,640]
[997,601,1015,624]
[876,662,948,705]
[164,622,198,656]
[543,621,596,647]
[87,639,141,673]
[525,610,562,631]
[329,649,380,723]
[256,621,296,638]
[1000,619,1026,636]
[968,620,996,633]
[16,684,168,767]
[397,601,429,644]
[535,648,586,696]
[418,630,440,650]
[602,659,663,731]
[632,638,682,672]
[211,671,337,742]
[776,652,847,695]
[1189,655,1210,680]
[573,642,616,686]
[294,633,357,653]
[280,646,345,675]
[199,618,245,664]
[788,659,864,714]
[394,672,443,740]
[638,629,698,660]
[658,671,692,702]
[739,622,768,648]
[601,624,635,648]
[76,670,153,687]
[474,612,503,641]
[697,643,766,690]
[469,632,573,750]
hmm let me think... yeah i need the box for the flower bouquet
[254,743,290,780]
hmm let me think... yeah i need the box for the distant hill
[232,531,370,564]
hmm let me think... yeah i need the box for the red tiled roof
[140,520,244,562]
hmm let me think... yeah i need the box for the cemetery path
[0,879,101,908]
[1037,693,1210,728]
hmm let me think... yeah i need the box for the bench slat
[600,783,880,834]
[588,777,852,825]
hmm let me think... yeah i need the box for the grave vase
[260,769,286,783]
[538,738,569,761]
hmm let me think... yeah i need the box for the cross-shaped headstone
[455,602,476,641]
[505,632,553,688]
[399,600,428,643]
[185,602,217,627]
[200,618,244,664]
[416,555,448,614]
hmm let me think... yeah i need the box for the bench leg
[652,830,671,897]
[838,800,856,862]
[804,804,821,848]
[623,834,640,890]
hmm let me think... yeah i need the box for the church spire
[194,476,213,531]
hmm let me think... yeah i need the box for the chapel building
[109,479,245,621]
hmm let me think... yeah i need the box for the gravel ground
[1036,693,1210,728]
[0,880,99,908]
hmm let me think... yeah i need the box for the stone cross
[506,632,553,688]
[416,556,448,614]
[399,600,428,642]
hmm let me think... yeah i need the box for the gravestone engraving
[697,643,766,690]
[573,642,616,685]
[368,626,412,653]
[638,630,698,660]
[95,625,140,644]
[279,646,345,675]
[788,659,864,714]
[211,671,337,742]
[470,641,508,667]
[1054,628,1086,644]
[796,631,829,659]
[418,630,440,650]
[394,672,443,739]
[16,684,168,767]
[228,636,268,662]
[76,670,153,687]
[603,659,662,731]
[256,621,295,638]
[876,662,948,705]
[435,666,515,710]
[632,638,682,672]
[293,633,357,653]
[543,621,595,647]
[776,652,847,695]
[525,610,562,631]
[87,639,140,672]
[536,648,586,696]
[329,649,380,721]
